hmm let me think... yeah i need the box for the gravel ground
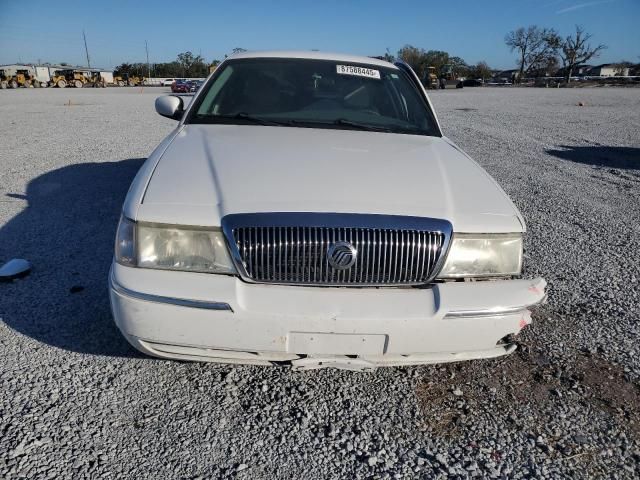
[1,86,639,479]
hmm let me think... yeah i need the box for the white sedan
[109,50,546,371]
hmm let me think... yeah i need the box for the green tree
[114,63,133,76]
[177,51,206,77]
[154,61,182,77]
[469,61,492,81]
[448,56,469,77]
[397,45,428,77]
[423,50,450,77]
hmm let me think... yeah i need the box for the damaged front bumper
[109,263,546,370]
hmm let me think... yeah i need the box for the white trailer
[100,71,114,85]
[34,66,51,86]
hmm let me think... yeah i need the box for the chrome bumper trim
[110,275,233,312]
[444,296,546,319]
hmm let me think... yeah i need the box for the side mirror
[155,95,184,120]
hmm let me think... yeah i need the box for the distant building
[587,64,630,77]
[492,69,519,83]
[552,65,592,78]
[574,65,593,76]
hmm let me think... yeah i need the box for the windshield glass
[189,58,439,136]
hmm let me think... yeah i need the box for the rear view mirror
[155,95,184,120]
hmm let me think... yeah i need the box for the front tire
[57,79,67,88]
[74,80,82,88]
[9,80,18,89]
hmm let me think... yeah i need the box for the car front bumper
[109,263,546,370]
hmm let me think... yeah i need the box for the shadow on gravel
[416,342,640,474]
[0,159,145,357]
[546,145,640,171]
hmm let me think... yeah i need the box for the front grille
[223,213,451,286]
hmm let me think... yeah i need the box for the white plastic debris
[0,259,31,281]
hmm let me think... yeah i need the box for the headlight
[115,216,236,274]
[437,233,523,278]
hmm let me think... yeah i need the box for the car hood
[138,125,524,233]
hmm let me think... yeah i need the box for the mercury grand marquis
[109,50,546,371]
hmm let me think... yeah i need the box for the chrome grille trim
[222,213,453,286]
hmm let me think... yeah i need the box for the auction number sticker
[336,65,381,79]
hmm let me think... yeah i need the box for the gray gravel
[1,86,639,479]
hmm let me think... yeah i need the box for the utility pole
[83,30,91,68]
[145,40,151,79]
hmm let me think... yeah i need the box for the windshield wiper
[195,112,287,126]
[333,118,393,132]
[334,118,427,135]
[284,118,392,132]
[194,114,429,135]
[232,112,286,126]
[294,117,424,134]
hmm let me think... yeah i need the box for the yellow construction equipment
[0,66,39,89]
[84,71,107,88]
[424,66,439,89]
[113,73,144,86]
[49,69,106,88]
[67,71,85,88]
[439,64,463,89]
[49,70,68,88]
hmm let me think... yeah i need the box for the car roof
[227,50,397,69]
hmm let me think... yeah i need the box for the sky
[0,0,638,70]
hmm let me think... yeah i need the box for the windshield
[188,58,440,136]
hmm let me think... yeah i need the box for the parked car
[162,78,175,86]
[188,80,204,92]
[110,51,546,370]
[462,78,484,87]
[171,79,189,93]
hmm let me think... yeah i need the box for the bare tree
[505,26,560,83]
[528,54,559,78]
[381,48,395,63]
[612,61,632,76]
[560,26,606,83]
